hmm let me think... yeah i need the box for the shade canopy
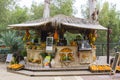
[8,14,107,31]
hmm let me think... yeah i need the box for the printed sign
[6,54,13,62]
[46,37,53,52]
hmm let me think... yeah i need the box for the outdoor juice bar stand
[8,14,107,70]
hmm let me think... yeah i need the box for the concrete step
[7,69,111,77]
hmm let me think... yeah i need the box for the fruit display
[40,42,46,48]
[27,44,44,50]
[44,62,50,66]
[28,59,41,64]
[70,41,77,46]
[88,30,97,48]
[59,53,74,61]
[26,42,33,45]
[60,48,72,52]
[116,66,120,72]
[54,30,59,40]
[7,64,24,70]
[23,29,31,41]
[26,41,46,50]
[89,65,112,72]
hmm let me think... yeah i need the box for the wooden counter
[26,49,45,67]
[54,46,78,68]
[79,48,96,64]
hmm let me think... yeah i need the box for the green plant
[0,30,24,52]
[40,52,47,59]
[21,49,27,57]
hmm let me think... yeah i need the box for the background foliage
[0,30,24,52]
[0,0,120,45]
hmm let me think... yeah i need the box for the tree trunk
[89,0,98,22]
[43,0,50,18]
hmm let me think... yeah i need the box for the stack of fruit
[60,48,72,52]
[70,41,77,46]
[88,30,97,48]
[59,53,74,61]
[67,53,74,61]
[28,58,41,64]
[7,64,24,70]
[89,65,112,72]
[59,48,74,61]
[23,30,31,41]
[26,41,45,50]
[116,66,120,72]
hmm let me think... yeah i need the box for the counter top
[79,48,92,51]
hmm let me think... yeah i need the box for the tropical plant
[0,30,24,52]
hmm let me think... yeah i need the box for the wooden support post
[107,27,110,64]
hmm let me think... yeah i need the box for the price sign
[6,54,13,63]
[46,37,53,52]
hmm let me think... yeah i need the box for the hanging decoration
[23,29,31,41]
[88,30,97,48]
[53,29,59,40]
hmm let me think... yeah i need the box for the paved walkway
[0,62,120,80]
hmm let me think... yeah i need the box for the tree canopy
[29,0,75,20]
[98,2,120,43]
[81,1,120,43]
[0,0,14,30]
[0,0,75,30]
[0,0,120,44]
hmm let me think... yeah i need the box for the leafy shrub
[0,30,24,52]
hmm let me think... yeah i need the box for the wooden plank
[111,52,120,74]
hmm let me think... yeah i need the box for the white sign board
[46,37,53,52]
[46,46,53,51]
[6,54,13,62]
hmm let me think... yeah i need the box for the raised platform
[7,69,111,77]
[7,64,112,77]
[24,63,89,71]
[7,56,113,76]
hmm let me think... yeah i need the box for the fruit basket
[89,65,112,72]
[7,64,24,71]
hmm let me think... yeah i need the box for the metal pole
[102,44,104,56]
[107,27,110,64]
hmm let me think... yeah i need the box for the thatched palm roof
[8,14,107,30]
